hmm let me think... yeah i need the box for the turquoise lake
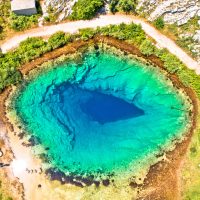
[14,47,190,177]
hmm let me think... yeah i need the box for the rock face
[137,0,200,26]
[137,0,200,64]
[43,0,78,21]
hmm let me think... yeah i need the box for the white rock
[143,0,200,25]
[193,31,200,42]
[43,0,78,21]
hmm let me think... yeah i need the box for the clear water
[15,48,190,176]
[79,88,144,124]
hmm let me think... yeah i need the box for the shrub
[153,17,165,29]
[0,31,75,91]
[48,31,67,49]
[79,28,96,40]
[0,67,21,92]
[97,23,146,44]
[158,49,183,73]
[139,39,155,56]
[0,37,49,90]
[16,37,49,62]
[70,0,104,20]
[118,0,136,13]
[0,0,10,39]
[109,0,136,13]
[10,13,39,31]
[109,0,118,13]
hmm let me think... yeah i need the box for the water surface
[15,47,190,177]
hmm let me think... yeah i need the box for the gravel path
[1,14,199,74]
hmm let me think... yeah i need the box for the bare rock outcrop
[137,0,200,26]
[42,0,78,22]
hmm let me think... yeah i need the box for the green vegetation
[48,31,72,49]
[0,23,145,91]
[1,37,49,68]
[154,48,200,97]
[163,17,200,59]
[0,0,41,39]
[78,28,96,41]
[179,16,200,33]
[109,0,137,13]
[165,17,200,38]
[44,6,58,23]
[9,0,42,31]
[153,17,165,29]
[0,194,13,200]
[139,39,155,56]
[0,37,48,91]
[9,13,39,31]
[0,0,10,39]
[0,31,73,91]
[97,23,146,44]
[70,0,104,20]
[1,22,200,99]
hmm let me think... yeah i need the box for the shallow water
[15,47,190,177]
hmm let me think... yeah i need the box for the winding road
[1,14,200,74]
